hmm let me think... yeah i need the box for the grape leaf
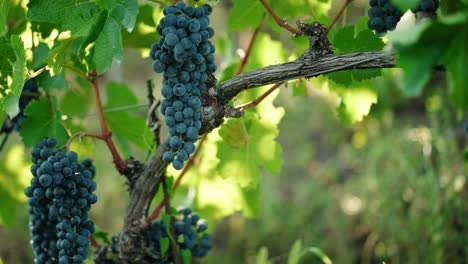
[93,16,123,74]
[20,98,69,147]
[29,0,138,74]
[45,38,74,74]
[328,24,384,86]
[0,1,8,37]
[227,0,265,30]
[287,240,302,264]
[27,0,102,38]
[391,0,419,10]
[388,12,468,109]
[122,4,159,51]
[104,81,153,151]
[2,35,26,118]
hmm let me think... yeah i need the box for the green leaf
[391,0,419,10]
[2,35,26,118]
[287,240,302,264]
[92,226,112,245]
[227,0,265,30]
[256,247,272,264]
[33,42,50,69]
[104,81,153,151]
[19,98,69,147]
[0,1,8,37]
[122,4,159,50]
[301,247,333,264]
[45,38,74,74]
[27,0,102,38]
[217,110,283,187]
[328,24,384,86]
[180,249,191,264]
[93,16,123,74]
[159,237,170,256]
[59,89,90,116]
[293,80,308,97]
[35,71,68,91]
[388,12,468,109]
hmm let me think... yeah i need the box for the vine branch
[88,70,125,172]
[218,51,395,102]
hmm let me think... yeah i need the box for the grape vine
[150,2,216,170]
[24,138,98,264]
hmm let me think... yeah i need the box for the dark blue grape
[152,3,216,170]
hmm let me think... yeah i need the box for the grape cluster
[25,138,98,264]
[412,0,439,13]
[111,207,212,263]
[150,2,216,170]
[367,0,403,34]
[1,79,39,134]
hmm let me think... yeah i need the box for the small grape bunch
[141,207,212,263]
[367,0,403,34]
[25,138,98,264]
[150,2,217,170]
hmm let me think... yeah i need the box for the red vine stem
[327,0,353,33]
[146,134,208,224]
[88,70,125,172]
[65,132,108,150]
[235,82,283,111]
[259,0,303,36]
[234,16,264,76]
[89,235,100,249]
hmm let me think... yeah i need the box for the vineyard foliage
[0,0,467,263]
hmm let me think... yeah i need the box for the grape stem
[259,0,303,36]
[162,175,180,264]
[88,70,126,172]
[327,0,354,33]
[89,235,100,249]
[234,15,264,76]
[235,82,283,111]
[146,134,208,224]
[27,66,49,80]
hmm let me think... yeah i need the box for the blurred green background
[0,0,467,263]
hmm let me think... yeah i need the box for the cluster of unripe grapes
[150,2,216,170]
[367,0,439,34]
[25,138,97,264]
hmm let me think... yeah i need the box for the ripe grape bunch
[25,138,98,264]
[367,0,403,34]
[150,2,216,170]
[1,79,39,135]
